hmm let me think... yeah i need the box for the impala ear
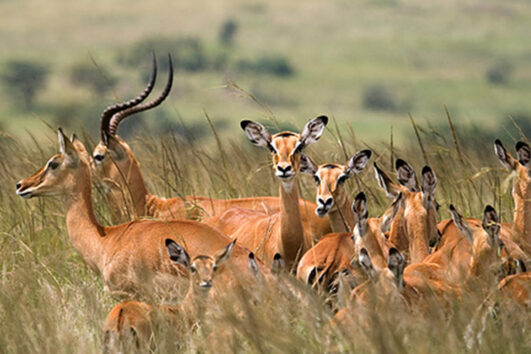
[215,239,236,267]
[388,248,405,289]
[421,166,437,209]
[272,253,286,274]
[358,248,375,280]
[70,134,90,163]
[353,192,369,236]
[165,239,190,268]
[299,154,318,175]
[449,205,473,244]
[240,120,274,152]
[482,205,500,248]
[380,192,402,233]
[295,115,328,152]
[494,139,517,170]
[374,163,400,199]
[58,128,79,166]
[248,252,262,279]
[346,150,372,175]
[516,141,531,167]
[106,135,127,161]
[396,159,419,192]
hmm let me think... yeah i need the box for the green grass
[0,116,529,352]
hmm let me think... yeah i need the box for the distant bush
[119,37,209,72]
[219,19,238,45]
[236,56,294,77]
[486,60,513,85]
[69,62,115,94]
[362,84,397,111]
[1,59,49,108]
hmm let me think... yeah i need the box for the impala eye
[93,154,105,162]
[337,175,347,185]
[313,175,320,185]
[48,161,59,170]
[190,266,197,273]
[212,265,218,272]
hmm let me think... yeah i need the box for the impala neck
[328,191,354,232]
[64,164,105,274]
[513,170,531,253]
[123,157,149,218]
[406,210,430,264]
[279,180,306,268]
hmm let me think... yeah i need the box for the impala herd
[14,56,531,349]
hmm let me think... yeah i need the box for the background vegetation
[0,0,530,144]
[0,0,530,352]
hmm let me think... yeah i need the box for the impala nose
[276,164,293,178]
[199,280,212,289]
[316,196,334,216]
[16,182,21,190]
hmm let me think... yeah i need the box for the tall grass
[0,116,529,353]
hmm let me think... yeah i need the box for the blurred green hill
[0,0,530,144]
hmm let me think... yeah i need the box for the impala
[373,160,439,263]
[204,116,328,268]
[494,139,531,255]
[296,192,399,289]
[91,58,331,242]
[15,129,265,298]
[104,239,234,349]
[403,205,505,304]
[299,150,372,232]
[497,272,531,306]
[350,247,406,307]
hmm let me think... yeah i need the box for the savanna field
[1,0,531,353]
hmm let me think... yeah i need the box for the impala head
[16,129,89,199]
[240,116,328,185]
[300,150,372,217]
[374,160,439,249]
[494,139,530,175]
[165,238,236,292]
[450,204,502,278]
[352,192,400,241]
[358,247,405,293]
[91,54,173,189]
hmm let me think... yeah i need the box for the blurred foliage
[486,60,513,85]
[68,61,116,94]
[218,19,238,46]
[362,84,397,111]
[236,56,294,77]
[119,37,213,72]
[1,60,49,108]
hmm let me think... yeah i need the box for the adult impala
[494,139,531,255]
[373,159,439,264]
[91,57,330,241]
[296,192,399,289]
[205,116,328,269]
[16,129,266,298]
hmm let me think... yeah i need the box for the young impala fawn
[91,58,330,241]
[205,116,329,269]
[16,129,265,298]
[104,239,235,348]
[494,139,531,256]
[297,192,399,290]
[373,159,439,264]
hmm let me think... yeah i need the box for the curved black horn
[108,54,173,136]
[100,53,158,145]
